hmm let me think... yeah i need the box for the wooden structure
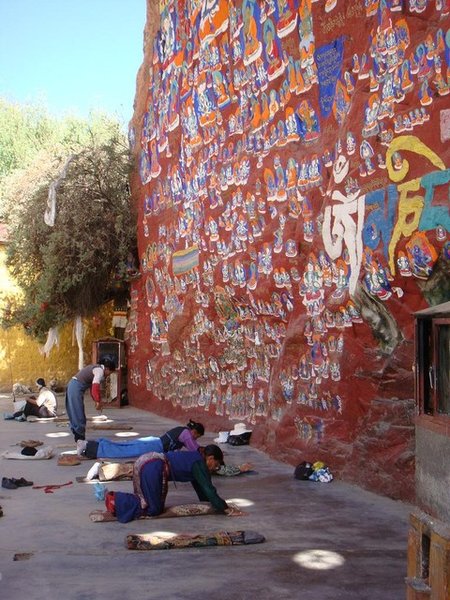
[406,302,450,600]
[92,337,127,407]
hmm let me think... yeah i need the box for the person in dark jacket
[77,420,204,458]
[65,358,116,443]
[104,445,243,522]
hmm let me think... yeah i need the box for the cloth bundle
[99,462,133,481]
[2,446,54,460]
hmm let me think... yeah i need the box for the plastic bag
[93,482,108,501]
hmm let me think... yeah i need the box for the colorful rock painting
[127,0,450,500]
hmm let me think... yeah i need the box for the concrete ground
[0,392,411,600]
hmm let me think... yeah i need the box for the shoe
[76,440,88,457]
[2,477,18,489]
[3,413,15,420]
[11,477,33,487]
[14,415,27,422]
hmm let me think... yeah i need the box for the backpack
[227,431,252,446]
[294,461,314,480]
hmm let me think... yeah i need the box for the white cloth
[2,446,54,460]
[92,366,105,384]
[112,314,127,328]
[40,327,59,357]
[73,316,84,370]
[45,154,75,226]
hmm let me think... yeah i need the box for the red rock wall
[127,0,450,501]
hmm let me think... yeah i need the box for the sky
[0,0,147,123]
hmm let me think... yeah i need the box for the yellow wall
[0,244,114,391]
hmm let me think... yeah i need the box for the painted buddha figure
[333,79,351,126]
[276,0,298,38]
[263,18,285,81]
[400,60,414,93]
[298,0,315,67]
[199,0,230,42]
[212,70,231,108]
[296,99,320,143]
[269,88,280,120]
[362,93,380,137]
[242,0,262,66]
[264,167,277,201]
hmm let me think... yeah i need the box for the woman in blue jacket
[104,444,242,522]
[77,419,204,459]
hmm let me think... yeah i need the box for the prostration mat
[90,502,218,522]
[126,529,266,550]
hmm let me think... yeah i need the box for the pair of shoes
[76,439,88,457]
[2,477,18,489]
[11,477,33,487]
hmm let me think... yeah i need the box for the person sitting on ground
[77,419,205,459]
[104,444,244,522]
[5,378,57,421]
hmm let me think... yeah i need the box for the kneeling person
[105,445,237,522]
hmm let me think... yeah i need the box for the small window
[416,318,432,414]
[435,320,450,415]
[415,305,450,419]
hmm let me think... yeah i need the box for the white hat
[214,431,230,444]
[229,423,252,435]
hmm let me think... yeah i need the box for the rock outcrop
[127,0,450,501]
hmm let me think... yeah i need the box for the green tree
[1,100,137,341]
[0,99,55,181]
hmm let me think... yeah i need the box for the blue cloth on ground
[97,436,163,459]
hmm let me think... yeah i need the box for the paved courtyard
[0,392,411,600]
